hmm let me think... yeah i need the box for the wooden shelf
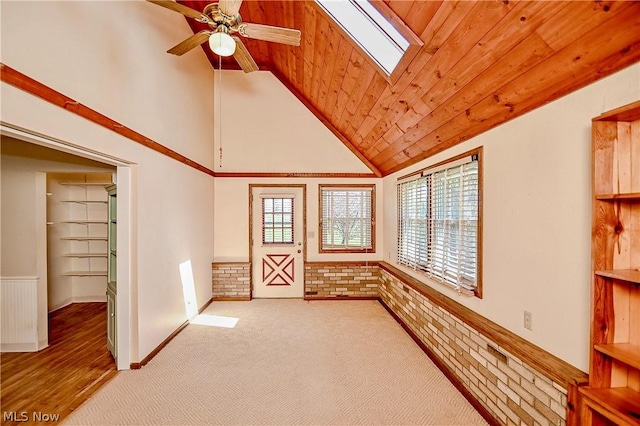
[61,200,108,204]
[593,100,640,122]
[58,182,111,186]
[595,192,640,201]
[595,270,640,284]
[594,344,640,370]
[579,387,640,426]
[62,253,107,258]
[61,236,107,241]
[62,220,108,224]
[61,271,107,277]
[586,102,640,426]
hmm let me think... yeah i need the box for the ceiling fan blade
[238,23,301,46]
[167,30,212,56]
[232,37,259,73]
[146,0,206,21]
[218,0,243,16]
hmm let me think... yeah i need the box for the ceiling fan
[148,0,301,73]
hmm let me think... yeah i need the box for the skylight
[316,0,410,75]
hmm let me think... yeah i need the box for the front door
[251,186,305,298]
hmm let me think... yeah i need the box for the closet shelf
[62,253,108,258]
[62,220,108,224]
[61,271,107,277]
[61,236,107,241]
[58,182,112,186]
[61,200,108,204]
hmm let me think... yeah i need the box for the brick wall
[304,262,379,299]
[211,262,250,300]
[379,268,572,426]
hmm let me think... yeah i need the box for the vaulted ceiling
[173,0,640,176]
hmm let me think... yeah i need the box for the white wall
[1,154,43,277]
[383,63,640,372]
[1,0,215,366]
[212,71,379,263]
[0,0,214,166]
[214,70,372,173]
[0,167,49,350]
[214,178,382,263]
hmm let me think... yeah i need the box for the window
[262,197,294,244]
[320,185,375,253]
[397,149,482,296]
[315,0,421,80]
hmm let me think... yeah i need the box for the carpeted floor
[65,299,488,425]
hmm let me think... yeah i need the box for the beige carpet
[65,300,488,425]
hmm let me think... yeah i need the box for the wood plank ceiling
[176,0,640,176]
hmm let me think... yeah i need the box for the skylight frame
[315,0,422,82]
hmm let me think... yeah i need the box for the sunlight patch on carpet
[190,314,238,328]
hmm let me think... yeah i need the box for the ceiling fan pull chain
[218,55,223,168]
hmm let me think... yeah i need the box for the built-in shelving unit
[59,181,111,277]
[579,101,640,426]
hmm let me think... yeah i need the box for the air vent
[487,344,508,364]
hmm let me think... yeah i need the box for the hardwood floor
[1,303,117,424]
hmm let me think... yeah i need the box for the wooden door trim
[248,184,307,299]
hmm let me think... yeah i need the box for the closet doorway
[1,128,137,369]
[1,136,126,420]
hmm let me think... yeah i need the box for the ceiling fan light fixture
[209,31,236,57]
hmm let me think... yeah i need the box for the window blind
[397,157,478,291]
[321,187,373,250]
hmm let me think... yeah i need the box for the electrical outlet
[524,311,533,331]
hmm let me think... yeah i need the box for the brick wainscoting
[211,262,250,300]
[378,262,587,426]
[304,261,379,299]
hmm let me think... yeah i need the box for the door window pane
[262,197,294,244]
